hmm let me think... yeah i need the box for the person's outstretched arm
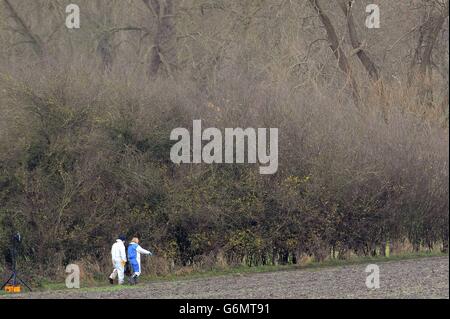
[137,245,153,256]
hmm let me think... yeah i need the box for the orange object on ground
[4,285,21,293]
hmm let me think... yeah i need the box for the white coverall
[109,239,127,284]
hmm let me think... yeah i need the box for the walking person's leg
[109,263,118,284]
[129,260,140,285]
[110,269,118,279]
[117,262,125,285]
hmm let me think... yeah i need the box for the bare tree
[143,0,177,78]
[97,27,145,71]
[308,0,361,108]
[336,0,380,83]
[409,0,449,105]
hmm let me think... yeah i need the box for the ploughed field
[4,256,449,299]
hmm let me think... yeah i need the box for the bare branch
[2,0,44,57]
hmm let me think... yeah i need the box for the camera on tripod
[13,232,21,244]
[1,231,32,293]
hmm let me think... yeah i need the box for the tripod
[1,236,32,292]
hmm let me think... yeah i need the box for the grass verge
[0,251,447,296]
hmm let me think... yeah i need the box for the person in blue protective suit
[127,236,153,285]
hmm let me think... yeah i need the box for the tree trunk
[409,1,449,106]
[144,0,177,78]
[336,0,380,82]
[308,0,361,109]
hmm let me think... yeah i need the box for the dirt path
[4,256,449,299]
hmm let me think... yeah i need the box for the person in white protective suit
[109,235,127,285]
[127,236,153,285]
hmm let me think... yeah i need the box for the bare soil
[3,256,448,299]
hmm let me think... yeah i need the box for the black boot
[129,274,138,285]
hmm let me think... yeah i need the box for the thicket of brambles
[0,0,448,281]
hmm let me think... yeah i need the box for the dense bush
[0,64,447,280]
[0,0,448,281]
